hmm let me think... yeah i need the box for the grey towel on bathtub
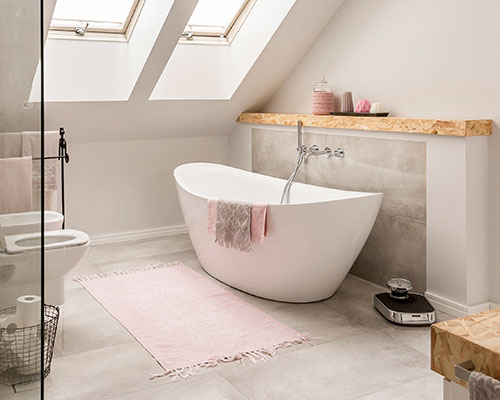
[470,372,500,400]
[215,200,252,252]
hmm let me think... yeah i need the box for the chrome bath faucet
[304,145,344,163]
[280,121,345,205]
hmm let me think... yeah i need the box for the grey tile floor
[2,234,452,399]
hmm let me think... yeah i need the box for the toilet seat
[3,229,90,255]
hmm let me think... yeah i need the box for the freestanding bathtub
[174,163,383,303]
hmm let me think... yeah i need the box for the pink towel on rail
[0,156,33,214]
[22,130,59,192]
[207,200,268,249]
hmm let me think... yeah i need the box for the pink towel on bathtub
[251,204,267,244]
[207,199,217,236]
[207,200,268,251]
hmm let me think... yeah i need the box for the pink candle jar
[312,77,334,115]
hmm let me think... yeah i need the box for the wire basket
[0,305,59,386]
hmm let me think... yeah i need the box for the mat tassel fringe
[150,335,310,381]
[73,262,178,282]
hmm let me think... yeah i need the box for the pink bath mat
[74,263,307,379]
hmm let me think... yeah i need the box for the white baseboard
[425,291,491,317]
[491,302,500,310]
[90,225,188,246]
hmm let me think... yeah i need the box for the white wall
[231,0,499,310]
[264,0,499,120]
[65,136,228,237]
[0,0,55,132]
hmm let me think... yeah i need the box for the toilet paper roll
[0,315,23,346]
[0,315,23,334]
[16,295,41,327]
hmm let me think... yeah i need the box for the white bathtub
[174,163,383,302]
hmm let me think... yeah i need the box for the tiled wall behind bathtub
[252,129,427,292]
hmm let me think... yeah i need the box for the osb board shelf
[431,309,500,388]
[237,113,492,137]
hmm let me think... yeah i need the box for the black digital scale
[374,278,436,326]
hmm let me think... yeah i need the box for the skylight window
[50,0,142,35]
[183,0,252,39]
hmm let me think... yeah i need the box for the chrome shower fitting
[280,121,346,205]
[304,145,345,163]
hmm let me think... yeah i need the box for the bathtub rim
[174,162,383,206]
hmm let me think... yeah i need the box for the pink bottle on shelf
[312,77,334,115]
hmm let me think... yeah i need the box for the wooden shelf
[237,113,492,137]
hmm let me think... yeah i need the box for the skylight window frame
[180,0,256,46]
[48,0,145,42]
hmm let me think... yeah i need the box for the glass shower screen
[0,1,45,398]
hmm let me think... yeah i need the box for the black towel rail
[32,127,70,228]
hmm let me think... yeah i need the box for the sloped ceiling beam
[44,0,57,43]
[129,0,199,102]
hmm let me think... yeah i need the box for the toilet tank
[0,211,64,236]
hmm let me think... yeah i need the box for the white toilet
[0,211,64,236]
[0,212,90,307]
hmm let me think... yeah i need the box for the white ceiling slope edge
[151,0,294,100]
[0,0,56,132]
[42,0,344,143]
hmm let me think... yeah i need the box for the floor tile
[322,275,394,330]
[13,381,40,393]
[378,325,431,356]
[96,249,201,274]
[85,242,136,266]
[59,286,105,319]
[268,302,371,345]
[223,286,291,314]
[105,372,247,400]
[436,311,454,322]
[44,342,175,400]
[126,234,193,259]
[54,302,136,357]
[64,258,100,290]
[218,332,432,400]
[0,384,15,399]
[355,373,443,399]
[86,235,193,268]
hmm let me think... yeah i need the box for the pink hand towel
[207,200,268,246]
[0,156,33,214]
[251,204,267,244]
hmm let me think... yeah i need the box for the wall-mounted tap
[304,145,344,163]
[280,121,345,204]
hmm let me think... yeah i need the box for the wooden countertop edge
[237,112,493,137]
[431,310,500,388]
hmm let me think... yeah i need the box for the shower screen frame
[39,0,46,397]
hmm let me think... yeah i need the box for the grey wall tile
[351,212,426,293]
[253,128,427,291]
[253,129,426,221]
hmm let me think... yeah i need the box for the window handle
[75,23,89,36]
[181,31,194,41]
